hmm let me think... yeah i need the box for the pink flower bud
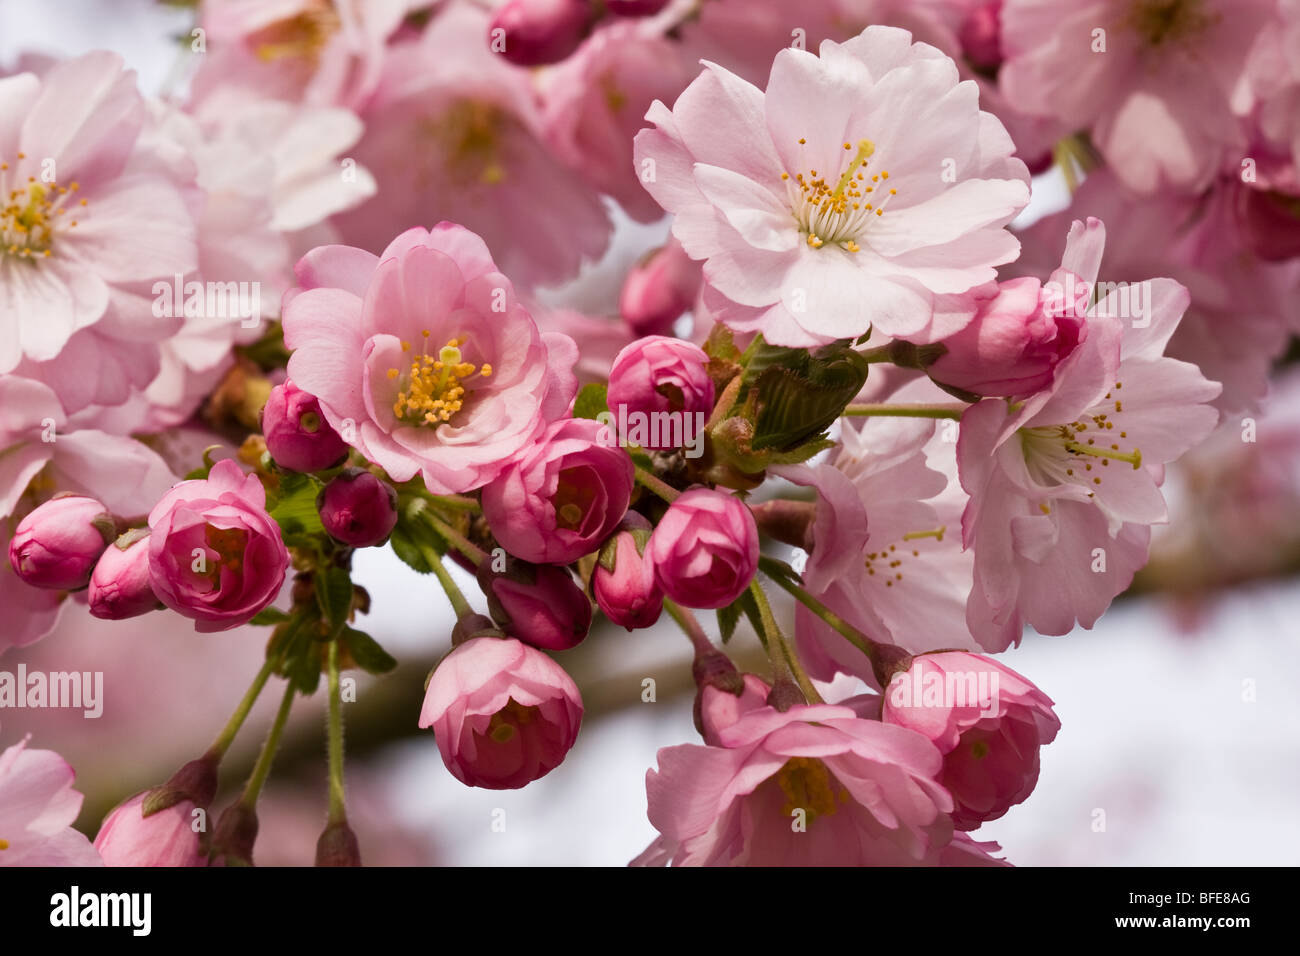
[619,238,703,336]
[490,0,593,67]
[317,468,398,548]
[478,557,592,650]
[147,459,290,632]
[418,636,583,789]
[261,381,349,473]
[607,0,672,15]
[959,1,1003,72]
[592,514,662,630]
[88,532,160,620]
[698,672,769,746]
[481,417,633,565]
[881,652,1061,830]
[606,336,714,452]
[928,276,1086,398]
[648,488,759,609]
[8,496,114,590]
[93,792,206,867]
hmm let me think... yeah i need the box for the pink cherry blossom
[779,379,980,679]
[146,458,290,633]
[191,0,417,111]
[881,651,1060,829]
[418,635,583,789]
[635,703,953,865]
[0,52,198,381]
[1017,171,1300,414]
[282,223,578,494]
[330,1,611,288]
[635,25,1030,346]
[539,18,694,222]
[999,0,1273,193]
[0,736,102,866]
[958,221,1221,649]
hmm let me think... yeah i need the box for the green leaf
[268,475,325,537]
[573,382,609,421]
[751,344,869,451]
[716,590,761,644]
[389,523,433,573]
[250,607,290,626]
[716,602,742,644]
[343,627,398,675]
[289,644,322,696]
[315,566,354,634]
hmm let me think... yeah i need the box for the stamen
[1063,441,1143,469]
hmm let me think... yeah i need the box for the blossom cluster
[2,0,1297,868]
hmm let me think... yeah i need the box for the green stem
[843,402,965,420]
[854,344,897,364]
[325,641,346,825]
[239,680,295,809]
[748,579,822,704]
[634,465,681,503]
[429,553,474,619]
[206,657,276,760]
[758,555,878,663]
[426,512,487,567]
[664,598,714,655]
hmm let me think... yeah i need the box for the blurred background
[1,0,1298,865]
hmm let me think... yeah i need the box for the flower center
[485,698,538,744]
[203,524,248,585]
[0,838,8,850]
[389,335,492,427]
[865,528,947,588]
[427,101,509,187]
[1,155,84,261]
[775,757,849,825]
[253,2,341,62]
[1123,0,1218,47]
[1019,381,1142,506]
[783,138,897,252]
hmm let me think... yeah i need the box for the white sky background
[3,0,1298,866]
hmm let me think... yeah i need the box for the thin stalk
[634,465,681,503]
[239,680,295,809]
[206,657,276,760]
[843,402,965,420]
[325,641,346,825]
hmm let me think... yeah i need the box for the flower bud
[490,0,593,67]
[261,381,349,473]
[419,636,583,789]
[209,802,258,867]
[317,468,398,547]
[619,238,702,336]
[928,276,1086,398]
[606,336,715,452]
[315,820,362,867]
[481,417,633,565]
[648,488,759,609]
[478,557,592,651]
[94,792,206,867]
[592,514,662,630]
[8,495,115,590]
[88,531,160,620]
[959,0,1003,73]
